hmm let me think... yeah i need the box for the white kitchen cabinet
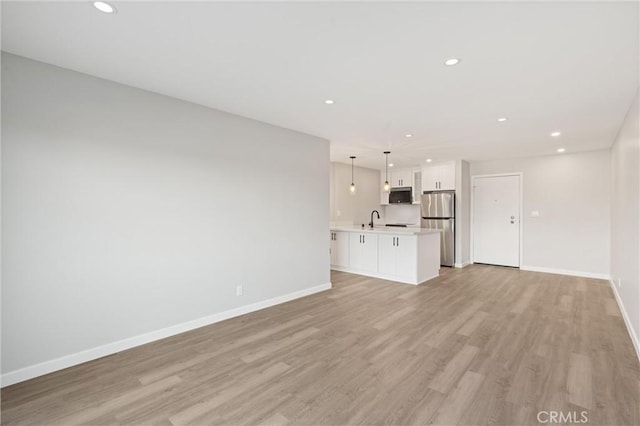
[422,161,456,191]
[439,163,456,190]
[391,169,413,188]
[330,227,440,285]
[330,231,349,268]
[349,232,378,272]
[421,166,439,191]
[381,168,420,205]
[377,234,397,275]
[378,234,417,281]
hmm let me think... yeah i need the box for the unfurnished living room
[1,1,639,425]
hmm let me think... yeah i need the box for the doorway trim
[470,172,523,267]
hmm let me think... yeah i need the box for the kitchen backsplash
[383,204,421,226]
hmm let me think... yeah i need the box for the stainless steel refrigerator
[420,191,455,267]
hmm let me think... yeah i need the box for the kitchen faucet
[369,210,380,229]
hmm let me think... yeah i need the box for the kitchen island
[329,226,441,285]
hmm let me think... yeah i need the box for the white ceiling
[2,1,638,170]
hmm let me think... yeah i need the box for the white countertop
[330,225,441,235]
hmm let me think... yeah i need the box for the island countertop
[330,225,441,235]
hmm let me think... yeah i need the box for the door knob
[510,220,515,224]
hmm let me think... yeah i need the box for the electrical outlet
[236,285,243,296]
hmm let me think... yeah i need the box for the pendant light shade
[349,156,357,195]
[383,151,391,192]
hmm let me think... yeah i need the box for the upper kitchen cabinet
[381,167,420,205]
[390,169,413,188]
[422,161,456,191]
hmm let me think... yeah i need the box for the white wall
[610,91,639,353]
[1,53,330,383]
[455,160,471,267]
[470,150,611,277]
[330,162,382,226]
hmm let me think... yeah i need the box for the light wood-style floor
[2,265,639,425]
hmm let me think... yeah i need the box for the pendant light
[383,151,391,192]
[349,156,357,195]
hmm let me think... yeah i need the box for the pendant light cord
[352,157,354,183]
[384,151,390,181]
[349,156,356,186]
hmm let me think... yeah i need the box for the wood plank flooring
[2,265,639,425]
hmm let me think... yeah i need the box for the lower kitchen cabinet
[330,231,349,268]
[349,232,378,273]
[330,227,440,285]
[378,234,417,281]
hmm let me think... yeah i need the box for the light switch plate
[531,210,540,217]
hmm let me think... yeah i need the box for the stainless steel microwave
[389,187,412,204]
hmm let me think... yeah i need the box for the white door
[349,233,378,272]
[438,162,456,190]
[392,170,412,188]
[378,234,397,275]
[330,232,336,265]
[421,166,439,191]
[349,233,363,269]
[330,232,345,266]
[360,233,378,272]
[473,175,520,267]
[334,231,349,267]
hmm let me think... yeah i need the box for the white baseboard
[454,261,471,268]
[1,282,332,388]
[609,279,640,362]
[520,265,610,280]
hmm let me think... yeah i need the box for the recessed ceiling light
[497,117,508,122]
[324,99,335,105]
[426,158,433,163]
[557,148,566,153]
[389,163,394,167]
[93,1,116,13]
[551,131,561,137]
[444,58,460,66]
[405,134,413,138]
